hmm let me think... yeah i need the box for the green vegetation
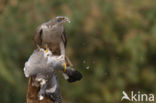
[0,0,156,103]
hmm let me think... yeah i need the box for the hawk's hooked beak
[56,16,71,24]
[65,17,71,23]
[63,17,71,23]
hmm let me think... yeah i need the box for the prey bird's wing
[24,49,47,77]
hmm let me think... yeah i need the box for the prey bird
[24,48,82,103]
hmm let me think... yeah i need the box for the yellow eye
[57,17,64,22]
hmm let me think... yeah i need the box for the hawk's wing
[61,29,73,66]
[61,28,67,48]
[33,26,43,46]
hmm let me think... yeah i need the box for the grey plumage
[45,73,62,103]
[37,72,62,103]
[24,48,82,102]
[24,48,64,102]
[24,48,64,77]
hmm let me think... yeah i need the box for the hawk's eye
[57,18,64,22]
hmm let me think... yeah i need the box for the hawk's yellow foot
[45,44,49,53]
[62,63,67,72]
[45,48,49,53]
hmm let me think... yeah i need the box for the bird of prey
[33,16,71,66]
[33,16,83,83]
[24,48,82,102]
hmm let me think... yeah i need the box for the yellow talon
[62,63,67,72]
[45,48,49,53]
[45,44,49,53]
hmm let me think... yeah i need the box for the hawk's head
[55,16,71,24]
[46,16,70,28]
[38,16,70,34]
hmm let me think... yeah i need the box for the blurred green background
[0,0,156,103]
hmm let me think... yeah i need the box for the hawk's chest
[42,29,62,44]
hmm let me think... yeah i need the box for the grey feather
[24,49,64,77]
[24,48,64,102]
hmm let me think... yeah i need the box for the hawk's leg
[45,44,49,52]
[59,41,83,82]
[59,41,65,60]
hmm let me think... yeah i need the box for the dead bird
[24,48,82,102]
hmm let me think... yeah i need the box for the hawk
[33,16,71,66]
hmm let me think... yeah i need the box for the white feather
[62,73,69,80]
[46,84,57,93]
